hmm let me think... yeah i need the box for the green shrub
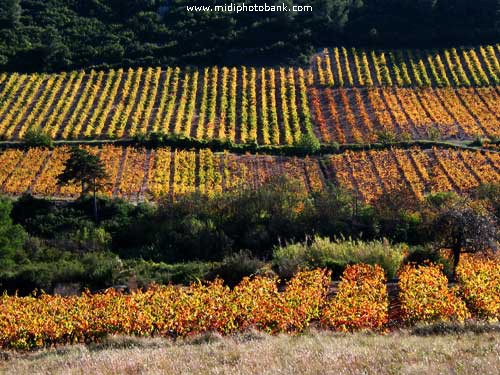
[80,252,123,289]
[124,260,216,287]
[0,252,124,294]
[425,191,459,208]
[133,132,148,143]
[426,126,441,141]
[469,136,484,147]
[56,226,112,253]
[295,133,321,154]
[208,250,265,286]
[398,132,412,142]
[403,246,454,278]
[326,141,340,151]
[23,129,53,148]
[273,236,405,279]
[148,132,166,146]
[376,130,397,144]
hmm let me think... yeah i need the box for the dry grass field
[2,328,500,375]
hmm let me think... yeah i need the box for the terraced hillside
[0,44,499,145]
[0,145,497,203]
[312,46,500,87]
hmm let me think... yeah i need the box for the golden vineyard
[0,145,497,202]
[0,44,500,145]
[313,46,500,87]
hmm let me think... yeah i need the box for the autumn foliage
[398,263,470,324]
[0,146,497,204]
[233,269,330,333]
[321,264,388,331]
[457,255,500,320]
[3,259,500,350]
[0,269,331,350]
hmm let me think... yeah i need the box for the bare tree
[433,201,498,280]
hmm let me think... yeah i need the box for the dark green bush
[0,252,124,294]
[469,136,484,147]
[403,246,453,278]
[123,260,216,287]
[207,250,265,286]
[23,129,53,148]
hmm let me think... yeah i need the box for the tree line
[1,0,500,72]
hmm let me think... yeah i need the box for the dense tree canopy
[1,0,499,72]
[0,198,27,265]
[0,0,21,29]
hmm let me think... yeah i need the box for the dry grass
[1,329,500,375]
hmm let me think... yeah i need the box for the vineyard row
[0,66,499,144]
[1,256,499,350]
[314,44,500,88]
[0,146,497,203]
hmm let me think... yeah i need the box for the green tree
[295,132,321,154]
[497,0,500,30]
[0,198,27,265]
[57,148,108,222]
[23,129,53,148]
[0,0,21,29]
[40,27,72,71]
[306,0,363,40]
